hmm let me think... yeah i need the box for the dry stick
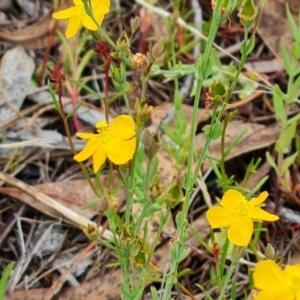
[44,241,96,300]
[0,172,113,240]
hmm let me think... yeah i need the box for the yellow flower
[253,259,300,300]
[53,0,110,38]
[74,115,136,173]
[206,189,279,246]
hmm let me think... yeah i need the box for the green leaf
[231,277,236,300]
[48,82,62,116]
[178,249,190,262]
[247,176,269,198]
[210,123,222,140]
[245,37,256,55]
[291,42,300,61]
[69,78,104,103]
[286,4,298,41]
[282,152,298,174]
[287,74,300,103]
[287,112,300,125]
[63,56,70,75]
[224,128,248,158]
[266,151,279,175]
[66,100,84,119]
[281,122,296,150]
[208,156,223,182]
[280,42,292,76]
[273,84,286,122]
[75,49,94,80]
[195,284,214,300]
[195,56,213,81]
[0,262,15,300]
[150,287,160,300]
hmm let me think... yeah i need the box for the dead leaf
[0,177,125,220]
[6,269,122,300]
[0,10,60,49]
[195,121,280,172]
[257,0,300,61]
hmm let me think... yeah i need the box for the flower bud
[130,16,140,34]
[111,31,131,59]
[134,97,156,126]
[238,0,257,29]
[206,80,230,108]
[142,129,160,161]
[151,39,164,59]
[211,0,237,23]
[265,243,276,260]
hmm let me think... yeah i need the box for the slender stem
[219,116,229,181]
[125,126,141,226]
[191,29,250,186]
[161,4,222,299]
[217,261,237,300]
[104,60,110,121]
[121,62,133,116]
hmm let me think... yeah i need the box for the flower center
[95,120,110,143]
[239,198,249,216]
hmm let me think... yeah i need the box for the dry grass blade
[0,172,113,240]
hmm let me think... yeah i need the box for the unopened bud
[211,0,237,23]
[265,243,276,260]
[151,39,164,59]
[108,194,119,209]
[111,31,131,59]
[206,80,230,108]
[142,129,160,160]
[130,16,140,34]
[238,0,257,29]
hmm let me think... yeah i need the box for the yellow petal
[74,138,100,162]
[109,115,136,140]
[65,15,81,38]
[206,206,238,228]
[255,289,294,300]
[253,260,285,292]
[76,132,98,139]
[52,6,78,19]
[105,137,136,165]
[220,189,243,211]
[92,145,107,173]
[227,216,253,246]
[81,15,98,30]
[93,12,105,26]
[249,191,268,206]
[248,207,279,221]
[284,265,300,297]
[92,0,110,13]
[284,264,300,281]
[73,0,83,5]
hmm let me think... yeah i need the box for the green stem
[121,62,133,117]
[161,4,222,299]
[217,260,237,300]
[125,126,141,226]
[192,29,251,186]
